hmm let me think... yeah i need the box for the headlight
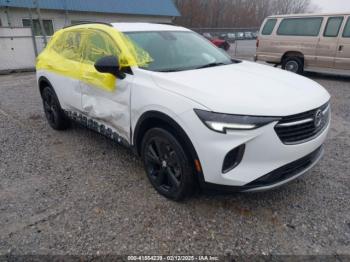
[194,109,280,134]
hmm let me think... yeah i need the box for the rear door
[79,28,134,143]
[42,30,83,111]
[335,16,350,70]
[316,16,344,68]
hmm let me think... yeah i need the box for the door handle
[338,45,344,52]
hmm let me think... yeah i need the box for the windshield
[125,31,234,72]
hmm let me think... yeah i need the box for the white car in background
[36,22,331,201]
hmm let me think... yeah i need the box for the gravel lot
[0,70,349,256]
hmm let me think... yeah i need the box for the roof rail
[63,22,113,29]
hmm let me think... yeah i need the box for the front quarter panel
[130,68,208,145]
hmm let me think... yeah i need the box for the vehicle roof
[268,12,350,19]
[111,22,191,32]
[61,22,191,33]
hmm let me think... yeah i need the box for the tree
[174,0,318,28]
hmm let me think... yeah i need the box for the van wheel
[42,86,70,130]
[141,128,194,201]
[282,56,304,74]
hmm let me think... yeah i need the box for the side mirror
[94,55,126,79]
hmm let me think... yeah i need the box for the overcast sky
[313,0,350,12]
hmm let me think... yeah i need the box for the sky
[312,0,350,12]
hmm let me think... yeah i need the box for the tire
[42,86,70,130]
[282,56,304,74]
[141,128,195,201]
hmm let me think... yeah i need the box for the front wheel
[141,128,195,201]
[282,56,304,74]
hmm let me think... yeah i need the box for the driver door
[79,29,134,143]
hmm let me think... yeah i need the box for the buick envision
[36,23,331,200]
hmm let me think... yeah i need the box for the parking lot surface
[0,71,349,256]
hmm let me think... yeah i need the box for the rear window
[343,17,350,37]
[262,19,277,35]
[277,17,323,36]
[324,17,343,37]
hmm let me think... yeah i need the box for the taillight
[256,38,259,48]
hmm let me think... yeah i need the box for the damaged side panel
[81,73,133,143]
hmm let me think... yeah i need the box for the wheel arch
[282,51,304,62]
[38,76,54,98]
[133,111,203,180]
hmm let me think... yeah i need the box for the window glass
[277,17,323,36]
[22,19,54,36]
[126,31,232,72]
[324,17,343,37]
[82,30,119,64]
[52,31,82,61]
[343,17,350,37]
[262,19,277,35]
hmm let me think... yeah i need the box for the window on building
[262,19,277,35]
[0,18,2,27]
[343,17,350,38]
[277,17,323,36]
[22,19,54,36]
[324,17,344,37]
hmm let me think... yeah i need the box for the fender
[133,110,205,183]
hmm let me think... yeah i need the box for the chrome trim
[243,148,324,193]
[282,116,330,145]
[276,118,313,127]
[322,105,330,115]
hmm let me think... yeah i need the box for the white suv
[36,23,331,200]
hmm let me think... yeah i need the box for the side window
[83,30,119,65]
[52,31,82,61]
[22,19,54,36]
[343,17,350,38]
[262,19,277,35]
[324,17,344,37]
[277,17,323,36]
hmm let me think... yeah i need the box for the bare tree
[174,0,318,28]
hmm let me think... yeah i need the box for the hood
[150,61,330,116]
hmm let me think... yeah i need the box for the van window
[262,19,277,35]
[277,17,323,36]
[324,17,344,37]
[343,17,350,37]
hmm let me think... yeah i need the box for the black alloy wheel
[141,128,194,200]
[42,87,70,130]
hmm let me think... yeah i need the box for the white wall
[0,27,36,71]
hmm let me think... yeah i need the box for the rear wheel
[141,128,194,201]
[282,56,304,74]
[42,86,70,130]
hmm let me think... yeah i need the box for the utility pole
[28,7,38,56]
[33,0,47,46]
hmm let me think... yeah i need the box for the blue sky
[313,0,350,12]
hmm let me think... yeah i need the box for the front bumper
[180,110,330,188]
[202,146,323,192]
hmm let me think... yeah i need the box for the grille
[275,102,330,144]
[246,146,323,188]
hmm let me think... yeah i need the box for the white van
[256,13,350,74]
